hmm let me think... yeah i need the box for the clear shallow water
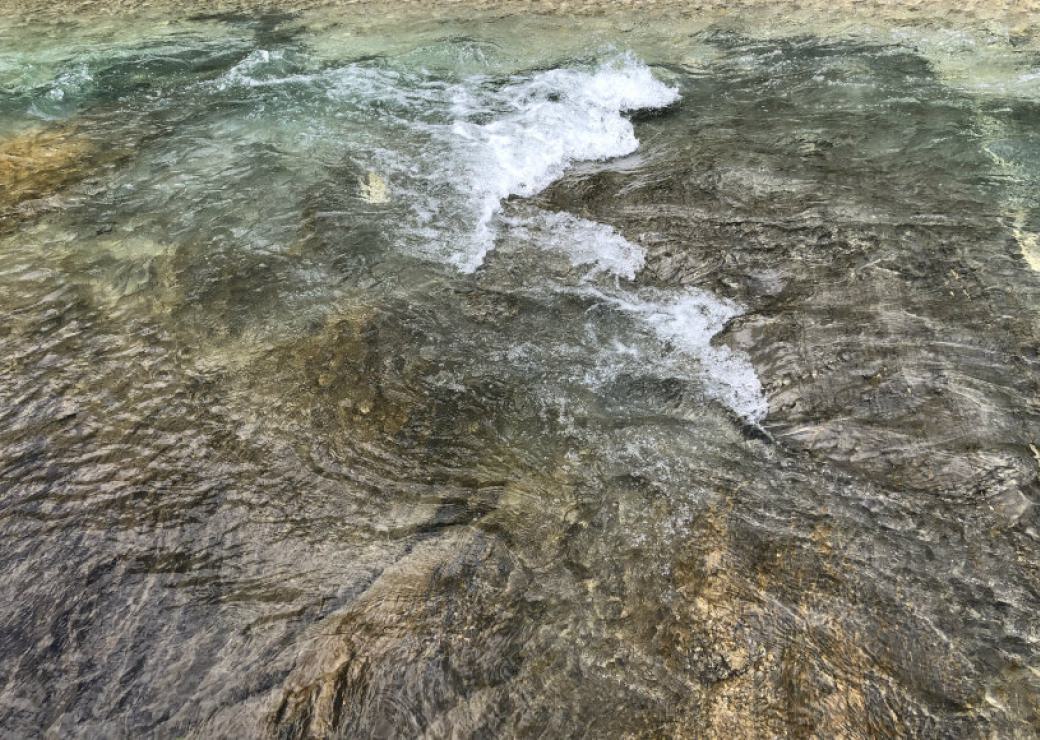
[1,8,1040,737]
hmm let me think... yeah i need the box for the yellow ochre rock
[0,126,94,212]
[358,170,389,204]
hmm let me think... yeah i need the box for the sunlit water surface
[2,6,1040,737]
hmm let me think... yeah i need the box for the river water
[1,4,1039,737]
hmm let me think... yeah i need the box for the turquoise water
[2,8,1040,736]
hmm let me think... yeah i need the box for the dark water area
[1,8,1039,737]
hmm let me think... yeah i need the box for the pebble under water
[1,6,1040,737]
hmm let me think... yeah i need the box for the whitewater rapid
[445,55,679,272]
[449,56,767,423]
[217,51,768,423]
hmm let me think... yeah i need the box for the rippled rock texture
[1,7,1039,739]
[0,126,94,215]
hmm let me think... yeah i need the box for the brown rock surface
[0,127,93,214]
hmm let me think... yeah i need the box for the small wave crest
[501,209,646,281]
[447,54,678,271]
[590,288,768,424]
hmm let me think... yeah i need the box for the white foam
[502,209,646,281]
[217,49,282,89]
[459,59,767,422]
[446,54,678,271]
[585,287,768,423]
[216,49,322,90]
[216,53,674,273]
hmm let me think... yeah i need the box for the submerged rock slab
[0,126,94,214]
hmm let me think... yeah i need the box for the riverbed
[1,3,1039,736]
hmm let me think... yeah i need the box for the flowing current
[2,6,1040,738]
[209,49,766,421]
